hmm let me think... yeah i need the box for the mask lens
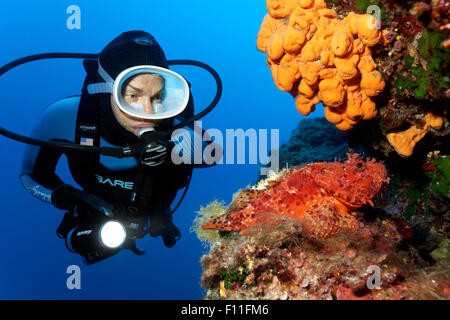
[153,103,165,113]
[121,73,164,115]
[114,66,189,120]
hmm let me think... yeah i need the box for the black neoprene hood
[99,30,169,80]
[77,30,178,146]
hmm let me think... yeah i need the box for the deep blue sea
[0,0,324,299]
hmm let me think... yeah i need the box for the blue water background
[0,0,324,299]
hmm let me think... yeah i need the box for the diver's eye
[125,93,138,100]
[152,93,163,102]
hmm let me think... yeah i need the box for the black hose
[0,126,125,157]
[0,52,98,77]
[0,53,222,155]
[168,59,222,130]
[0,53,106,154]
[0,53,218,218]
[170,170,193,215]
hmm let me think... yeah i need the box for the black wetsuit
[20,92,211,263]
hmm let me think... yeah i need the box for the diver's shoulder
[31,96,80,141]
[38,96,81,127]
[44,96,81,117]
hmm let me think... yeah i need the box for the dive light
[99,220,127,249]
[67,219,128,265]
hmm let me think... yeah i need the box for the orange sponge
[386,113,444,157]
[257,0,391,130]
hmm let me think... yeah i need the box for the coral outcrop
[195,147,449,300]
[258,0,449,159]
[326,0,449,158]
[195,157,449,300]
[199,216,449,300]
[192,0,450,302]
[257,0,391,130]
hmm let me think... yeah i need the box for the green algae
[354,0,389,24]
[426,156,450,198]
[220,259,249,290]
[395,30,450,99]
[430,239,450,266]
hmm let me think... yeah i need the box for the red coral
[394,220,414,239]
[437,0,450,14]
[422,162,437,172]
[395,15,423,37]
[336,284,373,300]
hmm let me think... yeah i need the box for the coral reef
[199,216,449,300]
[325,0,450,102]
[257,0,449,159]
[193,0,450,302]
[202,154,388,239]
[430,238,450,265]
[378,152,449,239]
[330,0,450,158]
[257,0,392,130]
[195,149,449,299]
[272,118,449,236]
[425,153,450,198]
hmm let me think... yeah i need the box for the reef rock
[195,153,449,300]
[276,117,351,169]
[199,215,449,300]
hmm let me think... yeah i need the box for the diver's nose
[141,98,155,114]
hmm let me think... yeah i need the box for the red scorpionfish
[202,154,389,239]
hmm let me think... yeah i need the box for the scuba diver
[4,31,222,265]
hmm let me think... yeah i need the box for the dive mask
[87,64,190,120]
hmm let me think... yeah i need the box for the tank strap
[75,59,102,155]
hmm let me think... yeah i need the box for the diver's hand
[51,184,114,217]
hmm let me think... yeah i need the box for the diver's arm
[20,97,79,205]
[170,126,223,168]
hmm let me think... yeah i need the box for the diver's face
[111,73,164,136]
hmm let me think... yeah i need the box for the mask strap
[86,61,114,94]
